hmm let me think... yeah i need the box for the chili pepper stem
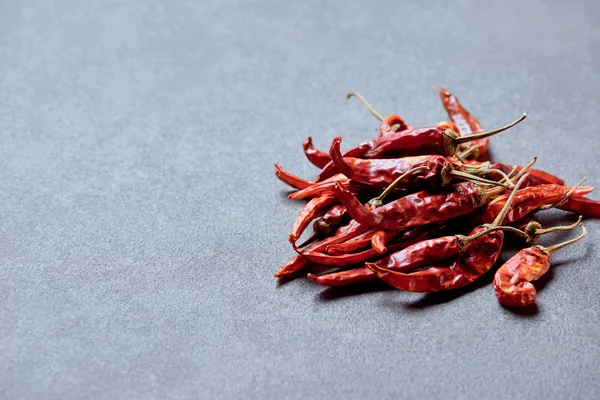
[543,224,587,255]
[456,225,528,247]
[491,174,529,226]
[368,166,429,207]
[457,145,478,159]
[453,114,527,144]
[346,92,384,121]
[536,216,583,236]
[448,170,512,189]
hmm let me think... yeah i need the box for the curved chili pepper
[437,87,487,159]
[307,226,438,285]
[329,137,455,188]
[367,227,506,292]
[336,180,500,231]
[494,225,587,307]
[274,163,312,190]
[316,114,526,182]
[275,220,369,278]
[289,195,338,244]
[303,137,330,169]
[314,204,347,235]
[287,174,351,200]
[480,184,594,225]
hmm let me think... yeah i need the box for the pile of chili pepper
[274,88,599,308]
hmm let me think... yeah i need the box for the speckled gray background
[1,0,599,399]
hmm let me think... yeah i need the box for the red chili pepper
[303,137,330,169]
[437,87,487,159]
[274,163,312,190]
[329,137,510,190]
[366,223,514,292]
[289,195,338,244]
[316,114,525,182]
[307,226,438,285]
[275,220,369,278]
[494,224,587,307]
[336,180,504,231]
[287,174,351,200]
[480,183,594,225]
[557,195,600,217]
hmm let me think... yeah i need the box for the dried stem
[454,114,527,144]
[346,92,383,121]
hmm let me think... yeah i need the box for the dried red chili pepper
[336,180,506,231]
[289,195,338,244]
[480,181,593,225]
[303,137,330,169]
[298,204,348,248]
[274,163,312,190]
[275,220,369,278]
[556,195,600,217]
[437,87,488,159]
[317,114,525,183]
[494,224,587,307]
[287,174,351,200]
[329,137,511,189]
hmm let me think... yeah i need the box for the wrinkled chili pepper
[437,87,487,159]
[301,227,437,283]
[556,195,600,217]
[298,204,348,248]
[494,224,587,307]
[289,195,338,244]
[275,220,369,278]
[480,182,593,225]
[303,137,330,169]
[316,114,526,182]
[336,180,506,231]
[287,174,379,201]
[329,137,511,189]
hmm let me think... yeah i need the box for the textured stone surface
[1,0,599,398]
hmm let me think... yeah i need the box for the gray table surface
[2,0,599,399]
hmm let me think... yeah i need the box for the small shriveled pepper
[494,224,587,307]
